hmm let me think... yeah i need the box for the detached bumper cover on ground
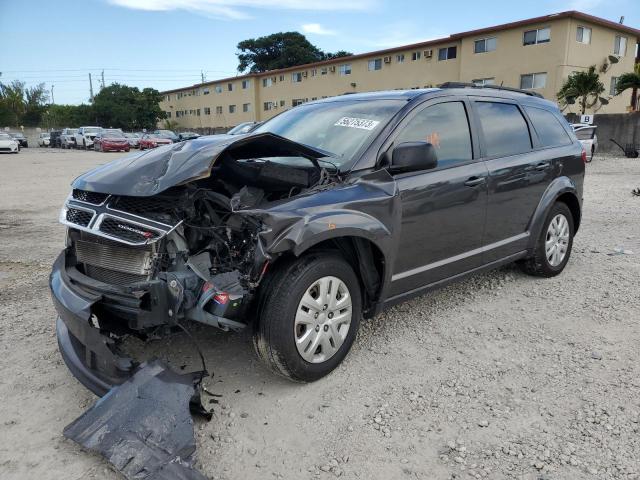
[63,360,208,480]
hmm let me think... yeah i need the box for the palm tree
[557,66,606,114]
[614,63,640,111]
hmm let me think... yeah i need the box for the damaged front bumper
[51,249,251,396]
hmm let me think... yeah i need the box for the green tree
[0,80,27,126]
[22,83,49,126]
[557,66,607,114]
[236,32,352,73]
[614,63,640,111]
[92,83,166,130]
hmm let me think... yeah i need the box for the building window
[311,69,317,77]
[215,106,222,114]
[215,85,223,93]
[520,72,547,90]
[204,107,211,115]
[411,51,421,61]
[368,58,382,71]
[614,35,627,56]
[576,26,591,44]
[474,37,496,53]
[292,98,306,107]
[279,100,285,107]
[339,64,352,76]
[523,27,550,45]
[472,78,495,86]
[243,103,251,112]
[292,72,303,83]
[165,94,171,101]
[227,83,233,92]
[202,88,210,95]
[166,111,171,118]
[396,54,405,63]
[321,67,328,75]
[438,46,457,61]
[610,76,618,96]
[242,80,250,89]
[263,101,274,111]
[262,78,273,87]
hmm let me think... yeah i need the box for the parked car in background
[139,133,173,150]
[9,132,28,147]
[227,121,261,135]
[571,124,597,162]
[152,129,179,142]
[124,132,140,148]
[61,128,78,149]
[93,131,130,152]
[75,126,101,149]
[50,130,63,148]
[0,133,20,153]
[38,132,51,147]
[178,131,200,141]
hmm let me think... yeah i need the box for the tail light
[581,147,587,164]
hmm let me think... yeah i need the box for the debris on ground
[63,360,209,480]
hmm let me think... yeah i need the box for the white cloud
[362,21,448,49]
[107,0,374,20]
[301,23,337,36]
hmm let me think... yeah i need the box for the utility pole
[101,70,105,89]
[51,85,55,104]
[89,73,94,101]
[201,70,206,83]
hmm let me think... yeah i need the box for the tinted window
[476,102,531,157]
[395,102,472,168]
[524,106,571,147]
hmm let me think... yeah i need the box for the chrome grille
[66,208,93,227]
[98,217,161,243]
[72,189,108,205]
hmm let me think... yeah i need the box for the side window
[524,106,572,147]
[475,102,531,157]
[394,102,472,168]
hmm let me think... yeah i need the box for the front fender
[527,175,580,249]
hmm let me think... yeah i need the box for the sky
[1,0,639,104]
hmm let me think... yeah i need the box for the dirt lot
[0,147,639,480]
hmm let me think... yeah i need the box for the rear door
[474,99,572,262]
[387,98,489,297]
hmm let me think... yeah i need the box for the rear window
[574,127,596,141]
[525,106,572,147]
[476,102,532,157]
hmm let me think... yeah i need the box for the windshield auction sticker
[334,117,380,130]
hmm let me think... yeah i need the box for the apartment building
[159,11,640,129]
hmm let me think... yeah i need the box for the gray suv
[51,85,584,394]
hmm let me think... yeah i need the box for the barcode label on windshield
[334,117,380,130]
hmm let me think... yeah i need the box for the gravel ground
[0,147,639,480]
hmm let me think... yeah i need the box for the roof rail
[438,82,544,98]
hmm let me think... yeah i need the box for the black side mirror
[390,141,438,173]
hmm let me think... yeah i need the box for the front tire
[519,202,574,277]
[253,253,362,382]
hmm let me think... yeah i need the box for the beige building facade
[159,11,639,130]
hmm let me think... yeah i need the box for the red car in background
[93,131,130,152]
[139,133,173,150]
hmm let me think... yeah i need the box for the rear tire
[253,253,362,382]
[518,202,574,277]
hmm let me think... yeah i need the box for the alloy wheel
[545,213,570,267]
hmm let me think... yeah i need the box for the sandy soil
[0,147,639,480]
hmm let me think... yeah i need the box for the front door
[388,100,488,298]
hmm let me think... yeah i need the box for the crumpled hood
[72,133,331,197]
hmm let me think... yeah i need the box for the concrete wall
[567,112,640,153]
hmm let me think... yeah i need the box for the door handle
[464,176,486,187]
[535,162,551,171]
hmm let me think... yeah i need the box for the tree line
[0,81,166,130]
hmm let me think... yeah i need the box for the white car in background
[571,124,598,162]
[38,132,51,147]
[0,133,20,153]
[61,128,78,149]
[74,126,101,149]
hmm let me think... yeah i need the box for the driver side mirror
[389,141,438,174]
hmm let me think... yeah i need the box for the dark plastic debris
[64,360,208,480]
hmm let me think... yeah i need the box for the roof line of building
[161,10,640,94]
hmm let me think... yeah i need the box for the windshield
[574,128,596,140]
[253,99,404,167]
[84,128,100,134]
[104,133,124,138]
[11,133,25,138]
[228,122,254,135]
[0,134,11,140]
